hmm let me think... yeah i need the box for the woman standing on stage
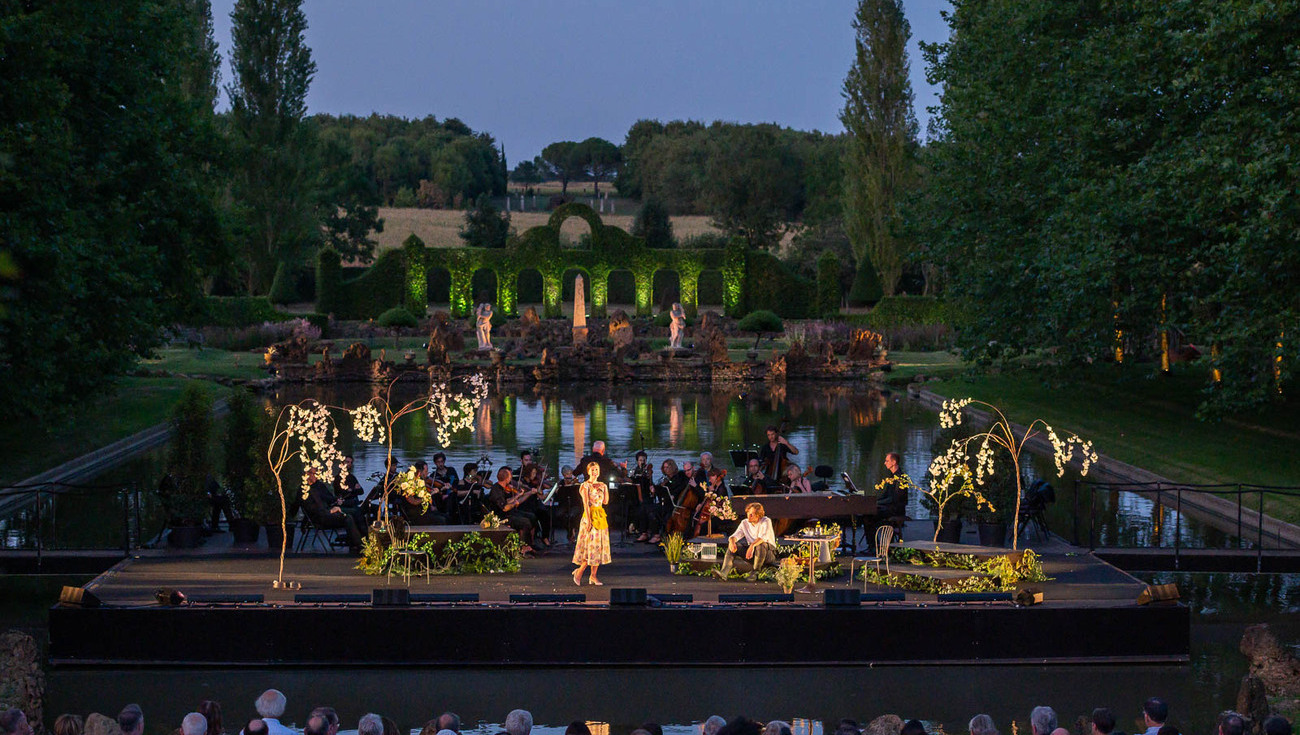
[572,461,612,586]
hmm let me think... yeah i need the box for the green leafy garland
[355,531,523,576]
[861,547,1049,593]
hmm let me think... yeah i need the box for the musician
[783,463,813,493]
[552,465,583,542]
[757,425,799,479]
[486,467,537,553]
[713,502,779,581]
[448,462,484,524]
[333,456,364,509]
[577,440,622,485]
[399,460,448,525]
[430,453,459,487]
[631,456,670,544]
[302,466,364,554]
[869,452,911,533]
[515,461,553,545]
[691,452,720,488]
[517,451,537,483]
[571,462,611,586]
[739,458,772,494]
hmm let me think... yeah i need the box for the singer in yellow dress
[572,462,612,586]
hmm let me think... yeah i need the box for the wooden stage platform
[47,536,1189,667]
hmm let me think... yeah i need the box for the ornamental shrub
[268,262,301,304]
[163,383,214,524]
[816,251,841,317]
[632,197,675,249]
[195,296,292,328]
[744,251,812,318]
[848,259,884,307]
[737,309,783,334]
[392,186,417,208]
[377,307,419,328]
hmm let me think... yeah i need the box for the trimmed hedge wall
[315,248,407,320]
[744,251,812,319]
[194,296,294,327]
[847,296,951,329]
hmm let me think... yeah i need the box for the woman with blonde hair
[572,461,611,585]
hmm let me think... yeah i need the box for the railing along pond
[1076,479,1300,571]
[0,482,145,567]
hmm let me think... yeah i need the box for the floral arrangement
[774,557,802,592]
[875,472,919,495]
[705,491,737,521]
[799,521,842,539]
[934,397,1098,549]
[480,511,505,530]
[394,465,432,514]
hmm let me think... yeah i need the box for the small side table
[784,534,838,594]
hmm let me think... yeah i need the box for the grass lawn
[141,347,268,380]
[0,377,231,486]
[925,364,1300,522]
[886,350,966,381]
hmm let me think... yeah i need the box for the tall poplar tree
[227,0,318,294]
[840,0,918,297]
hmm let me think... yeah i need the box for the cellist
[757,425,799,481]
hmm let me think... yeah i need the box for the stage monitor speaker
[372,589,410,607]
[59,586,102,608]
[824,589,861,607]
[510,594,585,603]
[1015,588,1044,607]
[718,593,793,604]
[936,592,1013,603]
[610,588,648,606]
[1137,583,1180,605]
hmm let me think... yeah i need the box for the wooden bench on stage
[405,524,518,550]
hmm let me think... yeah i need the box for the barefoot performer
[572,461,612,586]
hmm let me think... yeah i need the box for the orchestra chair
[296,512,346,553]
[849,525,894,592]
[386,516,431,586]
[811,465,835,492]
[1016,479,1055,544]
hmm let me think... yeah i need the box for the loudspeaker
[59,586,102,608]
[1015,588,1044,606]
[372,588,410,607]
[610,588,648,606]
[1137,583,1180,605]
[824,588,861,607]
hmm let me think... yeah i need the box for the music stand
[729,446,759,469]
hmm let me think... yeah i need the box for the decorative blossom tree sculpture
[266,401,347,588]
[932,398,1098,550]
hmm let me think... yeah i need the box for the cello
[664,467,702,536]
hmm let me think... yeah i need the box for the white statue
[475,303,494,351]
[668,302,687,349]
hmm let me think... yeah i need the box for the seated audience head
[703,717,728,735]
[642,725,664,735]
[436,713,460,734]
[717,717,763,735]
[1219,714,1246,735]
[504,710,533,735]
[304,715,329,735]
[763,722,792,735]
[255,691,286,721]
[198,701,222,735]
[182,713,208,735]
[565,723,592,735]
[835,720,861,735]
[418,722,437,735]
[119,705,146,735]
[1157,726,1179,735]
[357,714,384,735]
[243,720,267,735]
[901,721,926,735]
[630,730,652,735]
[55,715,85,735]
[381,717,400,735]
[969,715,997,735]
[1263,717,1292,735]
[1143,699,1168,728]
[0,710,31,735]
[83,714,121,735]
[1091,709,1116,735]
[1030,707,1057,735]
[309,708,339,735]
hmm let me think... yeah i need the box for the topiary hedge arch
[317,203,808,320]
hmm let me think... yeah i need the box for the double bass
[761,418,796,486]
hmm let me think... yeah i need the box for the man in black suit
[577,440,622,484]
[485,467,537,552]
[303,467,364,553]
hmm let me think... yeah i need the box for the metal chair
[295,513,344,553]
[850,525,895,590]
[386,517,430,586]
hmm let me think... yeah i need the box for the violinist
[739,458,773,494]
[630,455,669,544]
[448,462,484,524]
[430,452,459,487]
[553,465,583,542]
[334,456,365,512]
[516,461,553,545]
[691,452,720,489]
[783,463,813,493]
[398,460,448,525]
[486,467,537,554]
[758,425,799,480]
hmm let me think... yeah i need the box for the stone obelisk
[572,275,588,344]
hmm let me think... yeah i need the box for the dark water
[0,383,1252,551]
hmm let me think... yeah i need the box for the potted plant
[161,384,215,548]
[661,532,685,573]
[775,557,801,594]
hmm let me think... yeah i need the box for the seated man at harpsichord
[713,502,779,581]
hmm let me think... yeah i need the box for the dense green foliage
[851,296,949,329]
[198,297,296,328]
[737,310,784,334]
[816,251,842,317]
[744,252,813,318]
[914,0,1299,413]
[632,198,675,249]
[0,0,225,419]
[848,259,884,307]
[377,307,419,328]
[460,194,512,248]
[314,114,506,207]
[165,383,215,523]
[841,0,918,297]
